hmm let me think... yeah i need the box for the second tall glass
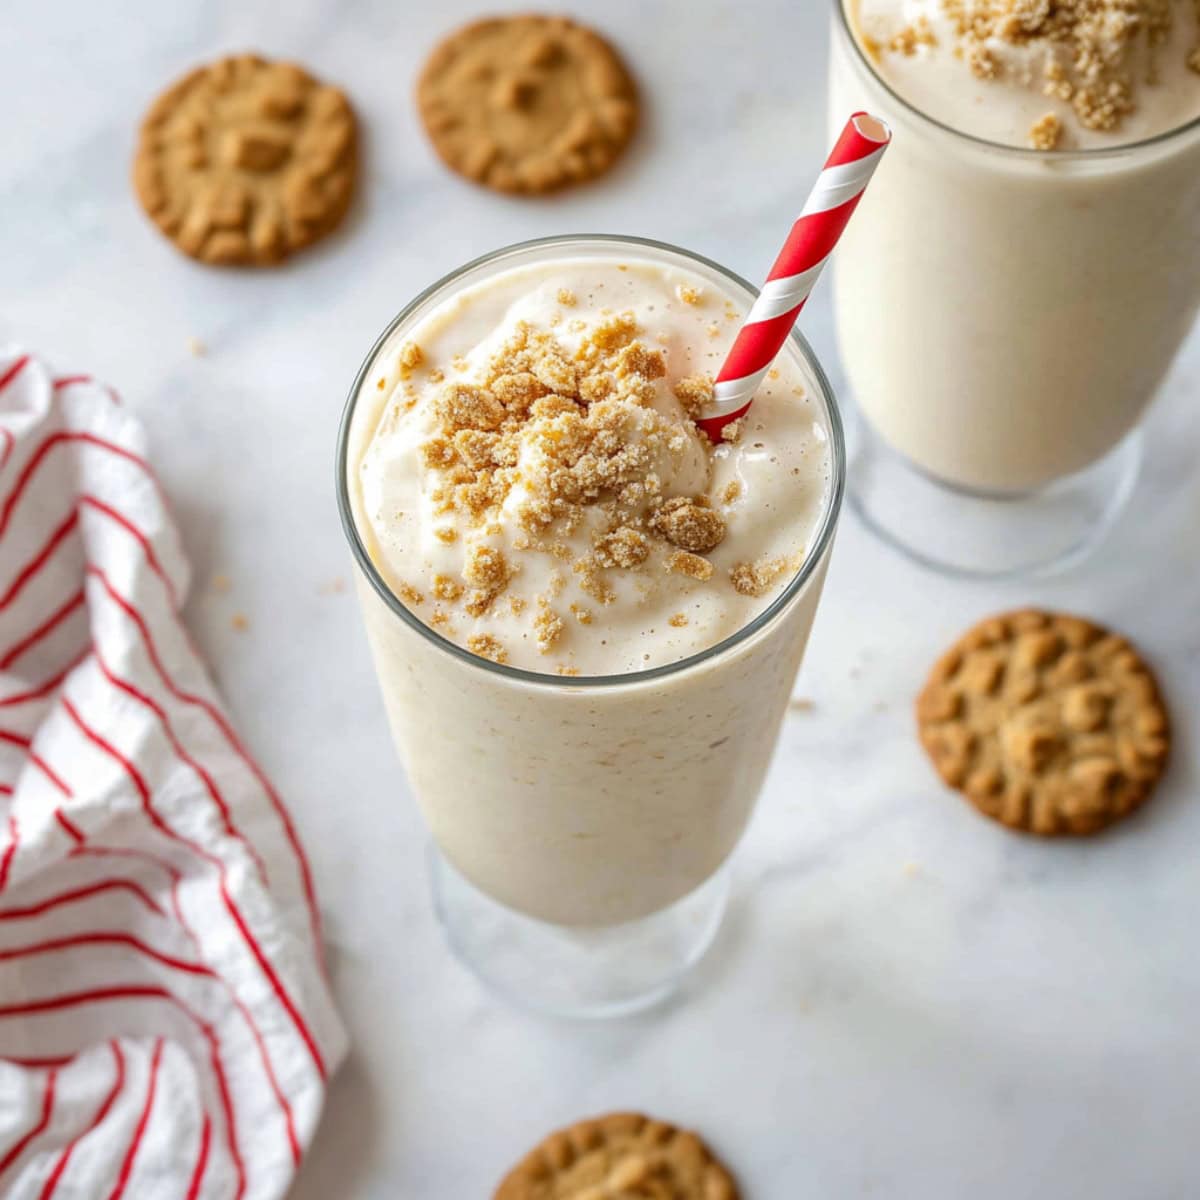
[829,0,1200,578]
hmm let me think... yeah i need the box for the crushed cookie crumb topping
[1029,111,1063,147]
[398,341,424,372]
[593,526,651,569]
[666,550,715,581]
[891,14,939,53]
[396,582,425,607]
[466,633,508,664]
[651,497,727,553]
[673,373,713,419]
[433,574,463,602]
[375,292,814,667]
[913,0,1193,136]
[533,598,565,652]
[730,555,791,597]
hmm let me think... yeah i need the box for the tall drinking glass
[829,0,1200,578]
[337,236,844,1018]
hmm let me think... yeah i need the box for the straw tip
[851,112,892,144]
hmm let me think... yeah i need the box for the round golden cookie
[917,610,1170,836]
[417,15,638,194]
[494,1112,739,1200]
[132,53,357,266]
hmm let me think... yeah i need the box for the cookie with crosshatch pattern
[917,609,1169,836]
[416,14,638,194]
[494,1111,739,1200]
[133,53,357,265]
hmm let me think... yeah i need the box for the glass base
[429,847,729,1020]
[846,412,1142,580]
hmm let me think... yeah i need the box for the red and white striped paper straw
[696,112,892,443]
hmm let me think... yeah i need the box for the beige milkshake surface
[350,257,831,676]
[849,0,1200,148]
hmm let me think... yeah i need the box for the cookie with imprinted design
[133,53,357,265]
[494,1111,738,1200]
[417,14,638,194]
[917,609,1169,836]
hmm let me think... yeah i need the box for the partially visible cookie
[494,1111,738,1200]
[917,609,1169,836]
[417,15,638,194]
[133,53,357,265]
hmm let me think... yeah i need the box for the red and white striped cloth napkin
[0,349,346,1198]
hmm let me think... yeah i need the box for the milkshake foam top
[349,256,832,677]
[847,0,1200,148]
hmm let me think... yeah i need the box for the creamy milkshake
[339,237,842,1012]
[830,0,1200,554]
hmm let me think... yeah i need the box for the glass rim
[833,0,1200,161]
[335,233,846,692]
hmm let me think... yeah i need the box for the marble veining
[1,1,1196,1196]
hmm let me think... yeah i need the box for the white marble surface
[3,1,1198,1196]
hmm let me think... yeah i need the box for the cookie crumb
[668,612,688,628]
[789,697,815,713]
[902,861,922,878]
[720,420,743,445]
[466,633,508,664]
[890,16,937,55]
[677,284,703,305]
[211,574,232,595]
[462,544,512,615]
[533,598,565,652]
[967,42,999,79]
[1029,112,1062,150]
[673,374,714,419]
[651,497,726,553]
[556,288,577,306]
[396,582,425,607]
[594,526,650,569]
[231,612,249,632]
[730,556,789,597]
[722,480,742,505]
[186,336,206,357]
[432,574,463,602]
[666,550,714,581]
